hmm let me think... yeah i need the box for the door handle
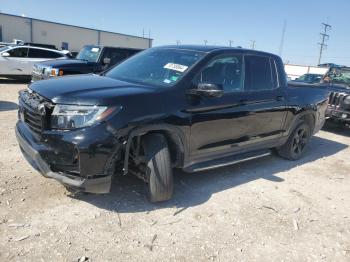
[276,96,285,101]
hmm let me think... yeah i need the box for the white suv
[0,45,69,80]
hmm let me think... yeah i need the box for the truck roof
[157,45,280,58]
[83,45,144,51]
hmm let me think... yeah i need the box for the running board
[184,149,272,173]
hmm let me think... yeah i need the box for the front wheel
[142,134,174,202]
[277,122,311,160]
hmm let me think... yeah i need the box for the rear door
[239,55,287,146]
[27,48,64,74]
[100,48,131,70]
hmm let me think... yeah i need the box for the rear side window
[8,47,28,57]
[28,48,63,58]
[244,55,277,91]
[102,48,129,66]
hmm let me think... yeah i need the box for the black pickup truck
[321,66,350,124]
[31,45,142,81]
[16,46,328,202]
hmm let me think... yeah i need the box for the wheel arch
[286,110,316,137]
[122,124,188,175]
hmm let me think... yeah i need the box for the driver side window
[193,54,244,93]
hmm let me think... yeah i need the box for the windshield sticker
[91,48,100,52]
[164,63,188,73]
[170,76,179,81]
[163,79,172,84]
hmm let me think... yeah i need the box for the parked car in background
[0,45,70,80]
[23,42,58,50]
[284,64,328,80]
[31,45,143,82]
[290,73,323,84]
[321,66,350,124]
[0,42,13,48]
[16,45,329,202]
[318,63,346,68]
[69,51,79,58]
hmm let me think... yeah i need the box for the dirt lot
[0,81,350,262]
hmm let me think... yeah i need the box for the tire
[277,122,311,160]
[142,134,173,202]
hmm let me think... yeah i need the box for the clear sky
[1,0,349,66]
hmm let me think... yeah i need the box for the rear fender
[284,110,316,137]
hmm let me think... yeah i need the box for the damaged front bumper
[326,107,350,122]
[15,121,119,193]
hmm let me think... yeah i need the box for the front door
[2,47,29,75]
[188,53,249,162]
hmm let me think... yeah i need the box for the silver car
[0,45,69,80]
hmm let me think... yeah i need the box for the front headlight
[50,105,119,130]
[45,67,63,77]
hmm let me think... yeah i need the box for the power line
[250,40,256,49]
[278,20,287,56]
[317,23,331,65]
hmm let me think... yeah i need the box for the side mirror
[103,57,111,65]
[1,52,10,57]
[195,82,223,97]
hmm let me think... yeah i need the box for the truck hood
[318,83,350,93]
[38,59,93,67]
[29,74,157,105]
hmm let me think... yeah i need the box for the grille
[19,90,50,135]
[328,92,347,107]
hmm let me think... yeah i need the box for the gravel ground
[0,80,350,262]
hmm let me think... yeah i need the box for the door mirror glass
[196,82,223,97]
[1,52,10,57]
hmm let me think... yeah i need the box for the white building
[0,12,152,51]
[284,64,328,80]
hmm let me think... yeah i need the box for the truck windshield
[105,48,205,87]
[76,46,102,62]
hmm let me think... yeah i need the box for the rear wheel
[277,122,311,160]
[142,134,173,202]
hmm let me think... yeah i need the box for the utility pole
[229,40,234,47]
[317,23,331,65]
[204,40,208,46]
[278,20,287,56]
[142,28,145,38]
[250,40,256,50]
[176,40,181,45]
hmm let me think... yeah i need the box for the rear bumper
[15,122,114,193]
